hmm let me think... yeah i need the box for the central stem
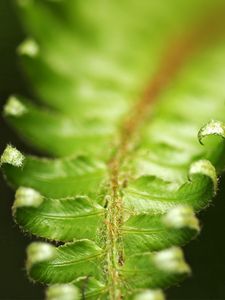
[105,158,123,299]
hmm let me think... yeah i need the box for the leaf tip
[153,247,190,274]
[163,205,200,232]
[4,96,27,117]
[198,120,225,145]
[189,159,218,193]
[27,242,56,268]
[46,284,81,300]
[14,187,43,208]
[134,289,165,300]
[0,145,25,168]
[17,38,39,57]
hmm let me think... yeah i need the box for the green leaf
[122,205,199,254]
[26,240,104,284]
[1,146,107,198]
[4,95,116,158]
[122,247,190,289]
[13,187,104,242]
[123,159,217,215]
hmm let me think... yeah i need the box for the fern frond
[1,0,225,299]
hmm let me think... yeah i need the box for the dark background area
[0,1,225,299]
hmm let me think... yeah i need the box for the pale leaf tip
[198,120,225,145]
[134,289,165,300]
[1,145,25,167]
[46,284,81,300]
[27,242,56,268]
[163,205,200,232]
[4,96,27,117]
[189,159,217,193]
[17,38,39,57]
[154,247,191,274]
[14,187,43,208]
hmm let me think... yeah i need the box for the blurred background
[0,0,225,299]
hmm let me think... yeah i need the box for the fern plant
[1,0,225,299]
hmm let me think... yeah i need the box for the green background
[0,1,225,299]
